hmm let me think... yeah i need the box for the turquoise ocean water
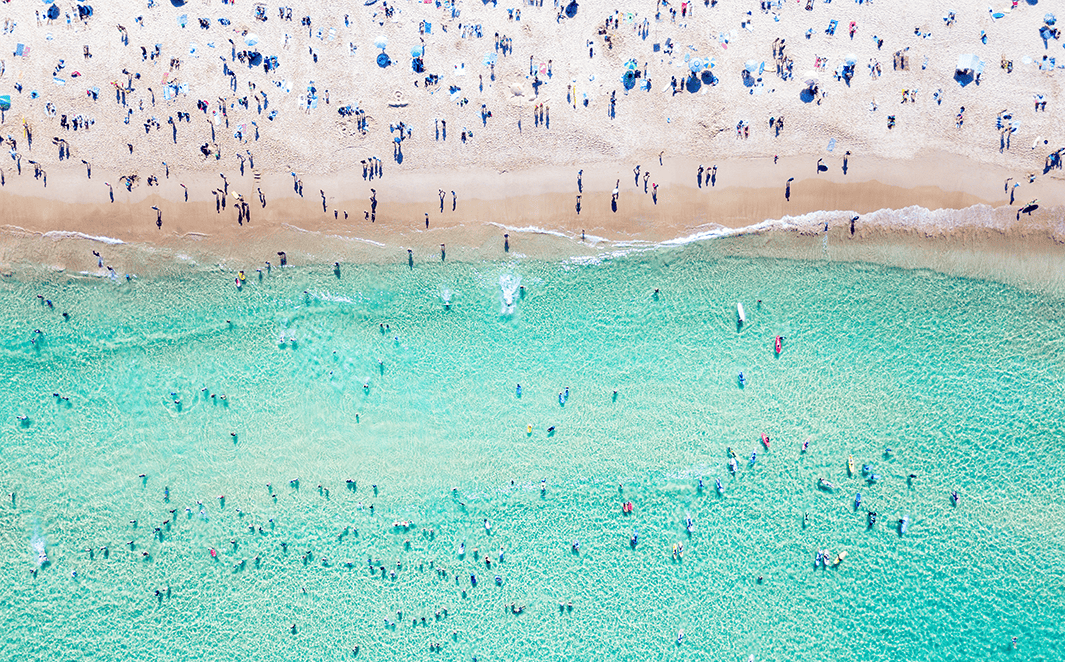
[2,243,1064,661]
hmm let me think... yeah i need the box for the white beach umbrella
[374,35,388,50]
[844,53,857,66]
[803,70,819,87]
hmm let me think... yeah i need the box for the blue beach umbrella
[0,95,10,111]
[689,58,704,73]
[377,52,391,68]
[411,45,424,58]
[483,52,497,66]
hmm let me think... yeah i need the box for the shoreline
[1,153,1063,294]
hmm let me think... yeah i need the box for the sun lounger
[826,20,838,36]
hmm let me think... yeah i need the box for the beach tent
[0,95,10,111]
[956,53,984,74]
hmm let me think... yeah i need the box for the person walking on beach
[612,180,619,202]
[105,182,114,203]
[698,165,704,188]
[633,165,640,186]
[711,165,717,187]
[181,183,188,202]
[786,177,793,201]
[575,194,581,215]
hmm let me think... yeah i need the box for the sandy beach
[0,0,1062,276]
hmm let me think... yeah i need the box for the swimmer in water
[516,384,521,397]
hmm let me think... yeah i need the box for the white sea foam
[40,230,126,244]
[281,223,386,247]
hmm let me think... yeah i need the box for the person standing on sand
[786,177,793,202]
[711,165,717,187]
[181,184,188,202]
[698,166,704,188]
[575,195,581,215]
[425,213,430,229]
[633,165,640,186]
[105,182,114,203]
[612,180,619,203]
[577,170,583,193]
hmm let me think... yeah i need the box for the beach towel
[14,44,23,57]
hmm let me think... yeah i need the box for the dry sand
[0,0,1062,278]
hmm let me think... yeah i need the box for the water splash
[499,274,521,316]
[30,524,48,568]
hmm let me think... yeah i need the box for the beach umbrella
[376,52,391,68]
[689,58,704,73]
[374,35,388,50]
[744,60,760,73]
[244,33,259,47]
[0,95,10,111]
[411,45,424,58]
[1045,13,1056,25]
[803,70,819,87]
[47,4,60,19]
[483,52,497,66]
[844,54,857,66]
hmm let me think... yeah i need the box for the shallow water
[2,244,1064,661]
